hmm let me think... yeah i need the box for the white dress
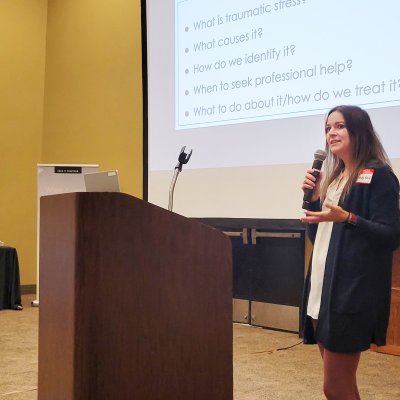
[307,174,348,319]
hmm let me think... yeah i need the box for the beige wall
[0,0,143,286]
[42,0,143,197]
[0,0,47,285]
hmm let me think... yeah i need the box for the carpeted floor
[0,295,399,399]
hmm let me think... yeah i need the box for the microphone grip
[302,159,323,210]
[311,159,323,171]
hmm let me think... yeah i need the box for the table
[195,218,305,332]
[0,246,22,310]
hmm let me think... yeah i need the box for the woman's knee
[323,379,359,400]
[323,380,341,400]
[322,350,361,399]
[323,383,351,400]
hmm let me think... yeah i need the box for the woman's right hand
[301,169,322,202]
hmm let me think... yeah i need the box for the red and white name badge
[356,168,374,184]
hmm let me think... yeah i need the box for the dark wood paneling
[39,193,233,400]
[371,248,400,356]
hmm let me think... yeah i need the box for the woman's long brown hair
[320,105,391,203]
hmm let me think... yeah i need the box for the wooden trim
[21,285,36,295]
[370,250,400,356]
[370,344,400,356]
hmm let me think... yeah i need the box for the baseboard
[250,302,300,333]
[233,299,250,324]
[21,285,36,295]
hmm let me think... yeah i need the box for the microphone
[168,146,193,211]
[175,146,193,172]
[302,149,327,210]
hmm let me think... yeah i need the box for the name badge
[356,168,374,184]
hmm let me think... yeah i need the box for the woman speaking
[301,105,400,399]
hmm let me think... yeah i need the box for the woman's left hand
[301,203,349,224]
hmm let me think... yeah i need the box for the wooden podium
[38,193,232,400]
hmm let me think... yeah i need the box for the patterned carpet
[1,295,399,399]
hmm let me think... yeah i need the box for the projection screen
[145,0,400,218]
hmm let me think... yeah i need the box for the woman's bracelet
[346,212,358,226]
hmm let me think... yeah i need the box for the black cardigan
[301,164,400,352]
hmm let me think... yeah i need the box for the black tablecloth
[0,246,22,310]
